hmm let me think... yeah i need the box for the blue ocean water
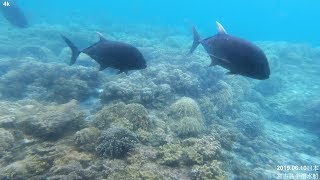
[21,0,320,44]
[0,0,319,179]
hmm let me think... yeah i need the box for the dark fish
[0,0,28,28]
[61,32,147,74]
[189,21,270,80]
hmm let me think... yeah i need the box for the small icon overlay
[3,1,10,7]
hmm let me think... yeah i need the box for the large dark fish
[189,21,270,80]
[61,32,147,74]
[0,0,28,28]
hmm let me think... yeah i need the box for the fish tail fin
[61,35,80,65]
[188,26,201,55]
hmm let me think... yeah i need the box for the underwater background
[0,0,319,179]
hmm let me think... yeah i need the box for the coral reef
[124,103,151,131]
[100,63,199,108]
[96,128,138,158]
[18,45,56,63]
[93,102,151,131]
[0,24,319,179]
[0,60,100,103]
[158,143,183,166]
[48,145,95,179]
[174,117,204,137]
[212,80,234,117]
[136,127,167,147]
[235,112,265,139]
[73,127,101,152]
[157,136,221,167]
[191,160,228,180]
[210,125,236,151]
[168,97,204,137]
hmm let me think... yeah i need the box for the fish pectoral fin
[208,54,231,65]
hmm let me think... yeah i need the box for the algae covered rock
[0,160,29,179]
[0,128,14,152]
[17,100,86,140]
[168,97,204,137]
[96,127,138,158]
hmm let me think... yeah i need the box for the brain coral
[96,127,138,158]
[168,97,204,137]
[175,117,204,137]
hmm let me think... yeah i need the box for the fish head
[247,57,270,80]
[135,53,147,69]
[138,58,147,69]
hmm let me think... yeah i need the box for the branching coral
[96,128,138,158]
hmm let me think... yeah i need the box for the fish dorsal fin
[216,21,227,34]
[96,31,108,42]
